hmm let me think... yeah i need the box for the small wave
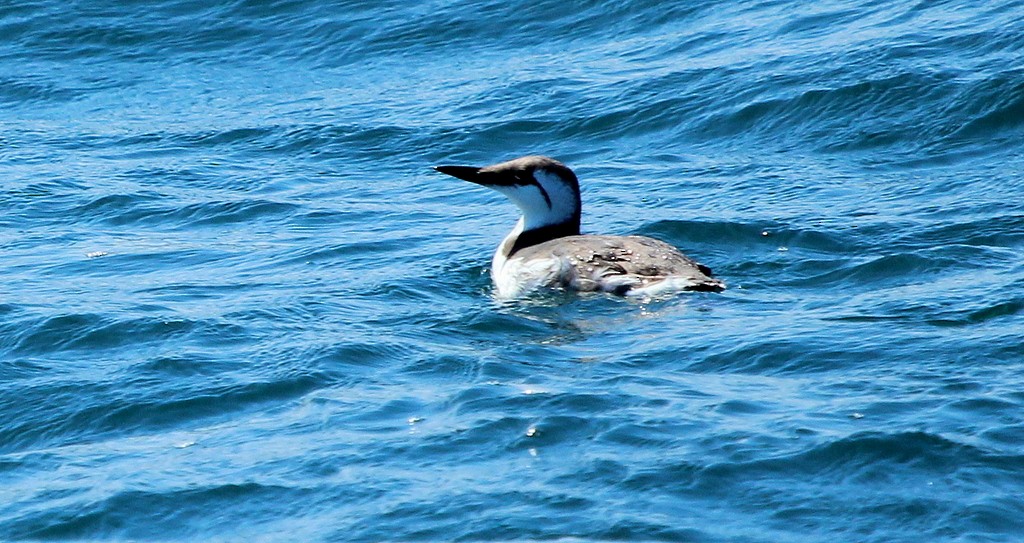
[899,215,1024,250]
[0,76,81,105]
[642,219,856,253]
[8,483,311,540]
[75,195,298,228]
[3,312,241,357]
[950,75,1024,140]
[797,252,939,288]
[0,364,327,455]
[923,297,1024,327]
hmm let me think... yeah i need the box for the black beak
[434,164,527,187]
[433,165,485,185]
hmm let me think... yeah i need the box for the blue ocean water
[2,0,1024,540]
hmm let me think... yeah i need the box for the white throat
[495,169,579,231]
[492,217,525,276]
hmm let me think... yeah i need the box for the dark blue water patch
[280,236,433,269]
[0,303,18,318]
[43,125,309,163]
[400,414,536,464]
[684,336,891,375]
[664,35,1023,164]
[749,431,973,475]
[947,72,1024,140]
[698,71,957,150]
[0,75,82,105]
[575,96,703,142]
[115,126,280,154]
[445,512,704,543]
[982,423,1024,449]
[600,417,706,450]
[340,397,435,436]
[356,1,695,58]
[72,191,163,220]
[411,259,500,301]
[0,357,51,382]
[5,483,319,541]
[622,431,1024,540]
[277,123,451,165]
[962,298,1024,323]
[642,219,859,253]
[825,302,1006,327]
[134,353,234,379]
[899,214,1024,249]
[400,352,482,383]
[35,247,237,286]
[0,178,90,220]
[941,396,1022,430]
[0,366,327,455]
[785,252,944,289]
[462,301,590,338]
[4,312,197,356]
[449,387,623,427]
[0,2,268,64]
[0,450,60,487]
[133,281,273,304]
[338,445,726,541]
[315,340,431,375]
[87,197,299,229]
[774,6,867,39]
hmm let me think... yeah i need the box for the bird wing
[517,235,724,295]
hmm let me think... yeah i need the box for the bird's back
[508,234,724,296]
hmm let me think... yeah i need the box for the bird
[434,155,724,299]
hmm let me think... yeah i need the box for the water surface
[2,0,1024,541]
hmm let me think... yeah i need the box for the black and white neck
[434,155,583,258]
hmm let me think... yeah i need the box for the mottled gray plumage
[515,234,724,295]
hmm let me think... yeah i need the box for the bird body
[434,156,724,299]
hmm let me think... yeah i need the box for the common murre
[434,155,725,299]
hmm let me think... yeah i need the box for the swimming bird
[434,155,725,299]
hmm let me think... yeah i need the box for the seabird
[434,155,724,298]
